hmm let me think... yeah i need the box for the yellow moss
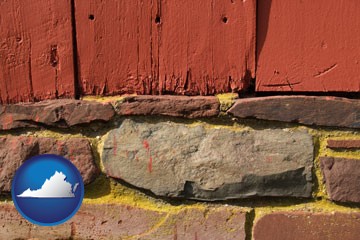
[305,129,360,199]
[30,129,87,140]
[83,175,207,213]
[216,93,238,112]
[316,130,360,152]
[320,133,360,159]
[81,95,130,103]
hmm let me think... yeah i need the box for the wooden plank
[159,0,256,95]
[257,0,360,92]
[0,0,75,103]
[75,0,256,96]
[75,0,155,95]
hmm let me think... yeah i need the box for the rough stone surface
[327,139,360,149]
[113,95,220,118]
[0,203,246,240]
[253,212,360,240]
[0,99,115,130]
[102,119,313,200]
[320,157,360,203]
[0,136,98,191]
[228,96,360,129]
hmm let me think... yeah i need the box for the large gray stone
[102,119,313,200]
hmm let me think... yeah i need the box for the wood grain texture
[158,0,256,95]
[0,0,75,103]
[75,0,155,96]
[75,0,256,96]
[257,0,360,92]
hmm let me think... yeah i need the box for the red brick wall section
[253,212,360,240]
[0,0,75,104]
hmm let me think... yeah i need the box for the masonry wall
[1,0,360,239]
[0,94,359,239]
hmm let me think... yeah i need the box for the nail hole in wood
[222,17,228,23]
[155,15,161,24]
[89,14,95,20]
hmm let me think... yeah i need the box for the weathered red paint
[143,140,153,173]
[143,140,150,150]
[148,156,153,173]
[75,0,256,96]
[158,0,256,95]
[75,0,154,96]
[0,0,75,103]
[257,0,360,92]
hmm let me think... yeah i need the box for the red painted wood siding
[257,0,360,92]
[158,0,256,95]
[75,0,155,95]
[75,0,256,96]
[1,0,359,104]
[0,0,75,104]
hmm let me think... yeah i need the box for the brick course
[253,212,360,240]
[0,136,98,191]
[0,203,247,240]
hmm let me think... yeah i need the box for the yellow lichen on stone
[216,93,239,112]
[81,95,129,103]
[305,128,360,199]
[83,175,203,213]
[321,133,360,159]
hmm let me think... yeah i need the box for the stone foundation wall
[0,94,359,239]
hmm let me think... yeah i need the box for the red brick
[0,203,71,239]
[228,96,360,129]
[0,136,98,191]
[0,0,75,104]
[257,0,360,92]
[254,212,360,240]
[320,157,360,203]
[71,204,167,239]
[113,95,220,118]
[0,203,246,239]
[73,205,246,239]
[327,140,360,149]
[146,207,246,240]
